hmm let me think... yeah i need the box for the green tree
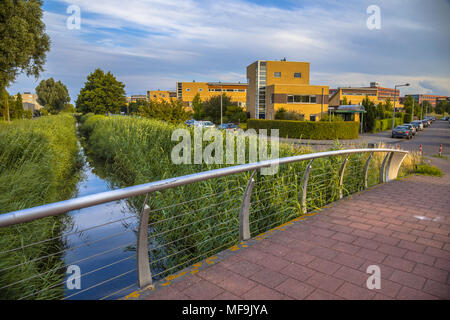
[76,69,127,115]
[435,100,447,115]
[138,99,191,123]
[202,94,237,124]
[384,98,393,112]
[421,100,433,116]
[14,93,24,119]
[0,0,50,122]
[224,105,247,123]
[192,93,203,120]
[376,102,385,119]
[35,78,71,114]
[342,96,348,105]
[362,95,376,132]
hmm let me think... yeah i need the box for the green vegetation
[414,164,443,177]
[78,114,407,280]
[0,0,50,122]
[275,107,304,121]
[247,119,360,140]
[138,99,192,123]
[0,114,80,299]
[76,68,127,114]
[35,78,71,114]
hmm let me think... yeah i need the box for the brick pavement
[129,159,450,300]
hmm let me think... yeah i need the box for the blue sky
[8,0,450,102]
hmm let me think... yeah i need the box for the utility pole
[392,83,409,129]
[321,87,324,120]
[220,83,223,125]
[411,98,414,122]
[420,101,423,120]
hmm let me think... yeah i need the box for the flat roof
[207,82,247,86]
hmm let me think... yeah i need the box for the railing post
[137,193,153,289]
[301,159,314,214]
[239,170,256,242]
[385,151,407,182]
[363,152,374,189]
[338,155,349,199]
[379,152,391,183]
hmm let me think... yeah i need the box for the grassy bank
[0,114,80,299]
[79,114,417,281]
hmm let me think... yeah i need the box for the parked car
[421,119,430,127]
[194,121,215,128]
[403,123,416,136]
[392,125,413,139]
[411,120,424,131]
[218,123,240,131]
[185,119,196,127]
[441,116,448,121]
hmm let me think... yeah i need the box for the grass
[0,114,80,300]
[431,154,448,160]
[414,164,443,177]
[79,114,418,281]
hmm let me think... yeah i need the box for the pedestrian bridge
[2,147,447,300]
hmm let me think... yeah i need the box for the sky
[8,0,450,102]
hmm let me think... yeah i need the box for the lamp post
[392,83,409,130]
[220,82,223,125]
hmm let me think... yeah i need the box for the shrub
[247,119,359,140]
[414,164,443,177]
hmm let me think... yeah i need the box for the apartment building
[405,94,448,108]
[18,92,42,112]
[329,82,404,109]
[176,81,247,109]
[246,60,329,121]
[147,90,176,102]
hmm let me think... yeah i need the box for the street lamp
[392,83,409,130]
[219,82,223,125]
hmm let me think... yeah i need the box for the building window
[294,72,301,78]
[226,89,233,92]
[198,88,203,92]
[162,94,166,98]
[274,72,281,78]
[310,115,316,121]
[186,88,190,92]
[287,95,317,104]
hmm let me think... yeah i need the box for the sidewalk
[125,158,450,300]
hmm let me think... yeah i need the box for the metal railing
[0,147,408,299]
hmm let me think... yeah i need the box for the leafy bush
[275,108,304,121]
[247,119,359,140]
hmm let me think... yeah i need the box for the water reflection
[62,144,139,300]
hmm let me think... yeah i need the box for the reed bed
[0,114,80,299]
[79,115,417,281]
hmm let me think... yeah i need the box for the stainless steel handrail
[0,147,409,292]
[0,148,407,227]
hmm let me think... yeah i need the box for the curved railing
[0,147,408,299]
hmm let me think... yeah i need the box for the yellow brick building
[176,81,247,109]
[246,60,329,121]
[147,90,176,102]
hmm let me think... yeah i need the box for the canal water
[61,141,140,300]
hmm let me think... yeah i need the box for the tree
[14,93,24,119]
[76,69,127,114]
[435,100,448,115]
[342,96,348,105]
[224,105,247,123]
[192,93,203,120]
[376,102,385,119]
[421,101,433,116]
[35,78,71,114]
[202,94,237,124]
[0,0,50,122]
[138,99,191,123]
[362,95,376,132]
[384,98,393,112]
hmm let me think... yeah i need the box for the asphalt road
[383,119,450,156]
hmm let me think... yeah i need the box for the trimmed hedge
[247,119,359,140]
[375,117,404,131]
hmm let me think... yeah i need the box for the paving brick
[213,291,241,300]
[355,247,386,263]
[331,232,357,243]
[275,278,315,299]
[334,266,367,286]
[378,244,407,257]
[216,272,258,296]
[396,286,439,300]
[404,251,436,266]
[283,251,316,266]
[335,282,376,300]
[333,252,366,269]
[389,270,426,290]
[412,263,449,283]
[434,258,450,272]
[305,289,341,300]
[250,268,289,288]
[332,241,361,255]
[280,263,316,281]
[425,246,449,259]
[398,240,426,253]
[182,280,225,300]
[241,284,286,300]
[305,272,344,293]
[308,258,341,275]
[416,237,444,249]
[422,279,450,299]
[352,237,380,250]
[197,265,236,285]
[308,246,339,260]
[383,256,416,273]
